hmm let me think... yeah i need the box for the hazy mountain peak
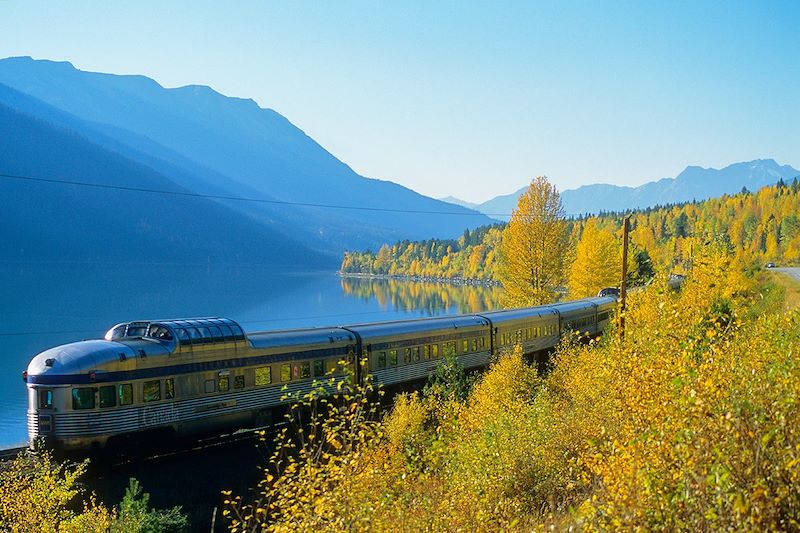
[439,196,478,209]
[463,159,799,220]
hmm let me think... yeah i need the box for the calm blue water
[0,263,501,449]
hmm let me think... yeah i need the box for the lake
[0,262,502,449]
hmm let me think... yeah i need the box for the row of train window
[498,325,557,346]
[173,324,246,345]
[371,337,488,370]
[565,315,597,330]
[109,322,246,344]
[46,358,343,410]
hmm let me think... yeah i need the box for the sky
[1,1,798,203]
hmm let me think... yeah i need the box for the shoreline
[338,271,502,287]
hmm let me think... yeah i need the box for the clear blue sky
[1,1,798,202]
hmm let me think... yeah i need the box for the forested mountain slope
[0,57,492,252]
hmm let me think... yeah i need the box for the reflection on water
[340,276,503,316]
[0,264,503,449]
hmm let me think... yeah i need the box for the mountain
[0,57,492,253]
[439,196,478,210]
[466,160,800,220]
[0,97,329,266]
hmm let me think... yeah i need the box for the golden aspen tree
[498,176,569,306]
[568,219,622,298]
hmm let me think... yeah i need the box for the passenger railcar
[24,297,616,452]
[348,315,491,387]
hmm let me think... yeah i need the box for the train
[23,297,616,452]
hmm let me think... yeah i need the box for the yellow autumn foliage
[232,242,800,531]
[0,452,113,533]
[568,218,625,298]
[498,176,570,307]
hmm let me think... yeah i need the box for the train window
[413,346,420,362]
[127,325,146,337]
[480,337,486,348]
[119,384,133,406]
[230,324,246,341]
[313,359,325,377]
[377,351,387,369]
[108,325,127,339]
[500,333,506,345]
[38,389,53,409]
[280,364,292,382]
[218,375,230,392]
[432,344,439,358]
[300,362,311,379]
[234,375,245,389]
[423,345,430,360]
[187,327,202,344]
[204,379,215,393]
[147,325,173,341]
[219,325,234,341]
[208,326,223,340]
[72,388,95,410]
[389,349,398,366]
[462,340,469,353]
[256,367,272,386]
[165,378,175,399]
[99,386,116,408]
[175,328,190,345]
[143,380,161,402]
[327,359,338,374]
[443,341,456,357]
[404,348,412,364]
[198,327,213,344]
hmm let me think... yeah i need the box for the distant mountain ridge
[0,94,322,265]
[444,159,800,220]
[438,196,478,210]
[0,56,493,262]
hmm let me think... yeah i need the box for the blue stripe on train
[27,345,352,385]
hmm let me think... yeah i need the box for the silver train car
[24,297,615,452]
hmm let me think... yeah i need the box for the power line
[0,172,512,218]
[0,303,493,338]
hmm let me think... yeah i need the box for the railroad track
[0,447,27,461]
[0,425,273,468]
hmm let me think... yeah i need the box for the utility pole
[619,215,631,340]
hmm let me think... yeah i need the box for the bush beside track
[229,243,800,531]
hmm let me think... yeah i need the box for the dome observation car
[104,318,246,345]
